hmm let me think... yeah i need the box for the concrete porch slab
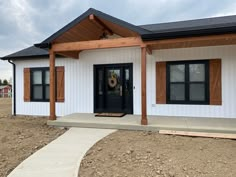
[48,113,236,133]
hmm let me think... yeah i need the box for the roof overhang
[35,8,149,49]
[141,26,236,41]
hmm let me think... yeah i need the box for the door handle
[120,85,122,96]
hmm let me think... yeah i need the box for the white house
[1,8,236,129]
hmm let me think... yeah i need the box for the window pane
[45,85,50,100]
[33,86,43,99]
[45,70,50,84]
[170,64,185,82]
[189,64,205,82]
[190,84,205,101]
[170,84,185,101]
[33,71,42,84]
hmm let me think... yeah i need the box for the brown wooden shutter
[56,66,65,102]
[209,59,222,105]
[24,68,31,102]
[156,62,166,104]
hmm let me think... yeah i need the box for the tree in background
[0,79,2,85]
[2,79,8,85]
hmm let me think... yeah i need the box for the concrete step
[48,114,236,134]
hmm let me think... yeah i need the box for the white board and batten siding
[14,47,142,117]
[14,45,236,119]
[148,45,236,118]
[14,58,80,116]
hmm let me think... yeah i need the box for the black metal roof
[140,15,236,40]
[1,46,49,60]
[140,15,236,32]
[2,8,236,60]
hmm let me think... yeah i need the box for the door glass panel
[170,64,185,82]
[125,69,129,80]
[98,70,103,95]
[189,64,205,82]
[125,68,130,96]
[107,69,121,96]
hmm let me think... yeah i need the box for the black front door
[94,63,133,114]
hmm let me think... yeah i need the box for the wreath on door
[108,72,117,88]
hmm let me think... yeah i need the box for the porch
[48,113,236,133]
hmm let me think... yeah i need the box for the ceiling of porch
[52,14,139,44]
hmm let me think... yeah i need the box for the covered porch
[42,11,151,125]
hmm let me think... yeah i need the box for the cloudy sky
[1,0,236,80]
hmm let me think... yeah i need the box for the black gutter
[1,54,49,61]
[141,26,236,41]
[1,54,67,61]
[8,60,16,116]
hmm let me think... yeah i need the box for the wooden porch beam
[89,14,113,35]
[141,47,148,125]
[52,37,143,52]
[49,50,56,120]
[144,33,236,47]
[141,44,152,55]
[57,51,80,59]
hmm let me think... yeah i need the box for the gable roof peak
[35,8,149,48]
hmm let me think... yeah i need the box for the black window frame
[166,60,209,105]
[30,67,50,102]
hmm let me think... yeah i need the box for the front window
[167,61,209,104]
[31,68,50,101]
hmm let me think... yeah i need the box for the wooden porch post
[141,46,148,125]
[49,50,56,120]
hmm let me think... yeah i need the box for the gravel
[0,98,66,177]
[79,130,236,177]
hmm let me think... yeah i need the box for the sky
[1,0,236,80]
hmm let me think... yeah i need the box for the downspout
[8,60,16,116]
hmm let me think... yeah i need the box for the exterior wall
[14,58,80,116]
[14,47,141,116]
[14,45,236,118]
[78,47,141,114]
[147,45,236,118]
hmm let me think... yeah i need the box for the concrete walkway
[8,128,116,177]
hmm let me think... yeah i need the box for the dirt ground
[79,131,236,177]
[0,98,66,177]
